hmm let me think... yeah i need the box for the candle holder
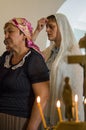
[44,125,57,130]
[44,121,86,130]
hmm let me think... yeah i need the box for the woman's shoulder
[29,48,44,60]
[0,51,10,65]
[42,43,55,61]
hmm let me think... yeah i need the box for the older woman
[0,18,49,130]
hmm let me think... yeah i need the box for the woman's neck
[54,39,61,48]
[11,47,30,65]
[55,31,61,48]
[13,46,29,56]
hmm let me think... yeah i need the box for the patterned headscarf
[7,18,41,53]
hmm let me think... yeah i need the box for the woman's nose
[5,32,9,38]
[46,26,50,33]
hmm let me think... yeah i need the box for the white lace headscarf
[45,13,82,124]
[50,13,81,92]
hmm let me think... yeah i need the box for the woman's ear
[22,34,27,41]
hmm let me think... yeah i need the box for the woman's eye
[9,30,14,33]
[50,26,53,29]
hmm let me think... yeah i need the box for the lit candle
[75,94,79,122]
[72,101,75,119]
[84,98,86,104]
[56,100,62,122]
[37,96,47,128]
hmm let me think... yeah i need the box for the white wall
[0,0,65,55]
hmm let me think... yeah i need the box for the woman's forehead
[4,23,17,30]
[4,23,19,32]
[46,20,57,26]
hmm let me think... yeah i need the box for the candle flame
[37,96,40,103]
[56,100,61,108]
[75,94,78,102]
[84,98,86,104]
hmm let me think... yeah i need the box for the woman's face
[4,23,24,51]
[46,19,61,44]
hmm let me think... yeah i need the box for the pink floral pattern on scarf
[8,18,41,53]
